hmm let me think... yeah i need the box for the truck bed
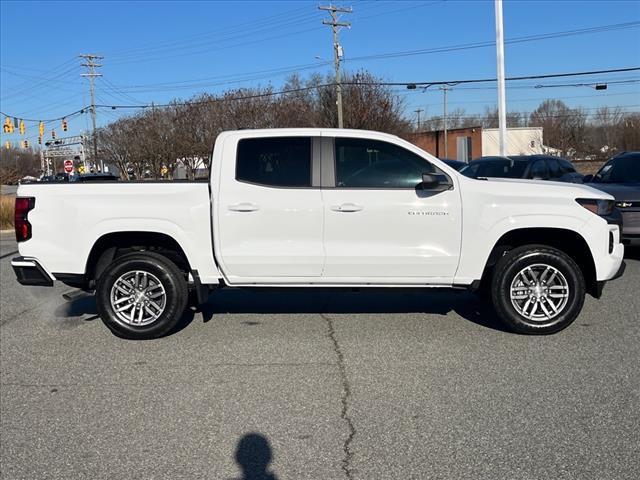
[16,182,219,283]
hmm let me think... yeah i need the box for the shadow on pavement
[55,286,509,336]
[53,295,99,325]
[233,433,279,480]
[173,288,509,335]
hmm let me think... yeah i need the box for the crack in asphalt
[321,313,355,480]
[0,303,41,328]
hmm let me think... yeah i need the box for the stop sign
[63,159,73,173]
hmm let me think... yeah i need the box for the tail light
[15,197,35,242]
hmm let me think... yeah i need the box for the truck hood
[478,177,614,200]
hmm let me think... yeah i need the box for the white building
[481,127,544,156]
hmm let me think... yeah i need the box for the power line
[104,1,405,65]
[98,21,640,95]
[0,61,80,102]
[106,6,318,60]
[345,20,640,63]
[414,90,640,107]
[3,67,639,122]
[375,67,640,88]
[410,105,640,121]
[106,60,333,93]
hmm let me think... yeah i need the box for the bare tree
[0,146,41,183]
[529,100,587,157]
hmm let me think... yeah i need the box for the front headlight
[576,198,615,216]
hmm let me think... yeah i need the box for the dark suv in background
[460,155,583,183]
[583,151,640,246]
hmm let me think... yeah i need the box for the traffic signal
[22,140,29,149]
[51,129,56,139]
[38,136,42,145]
[4,141,9,149]
[19,120,25,135]
[62,118,68,132]
[3,117,14,133]
[39,121,45,136]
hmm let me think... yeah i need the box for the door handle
[228,202,260,212]
[331,203,364,213]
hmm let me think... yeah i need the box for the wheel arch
[85,231,192,288]
[481,227,598,297]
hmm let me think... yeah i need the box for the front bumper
[11,257,54,287]
[595,260,626,298]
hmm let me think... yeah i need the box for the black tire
[96,252,188,340]
[491,245,585,335]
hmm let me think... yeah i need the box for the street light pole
[495,0,508,156]
[414,108,424,130]
[440,86,449,158]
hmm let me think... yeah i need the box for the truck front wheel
[96,252,188,340]
[491,245,585,334]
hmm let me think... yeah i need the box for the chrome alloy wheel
[509,263,570,322]
[110,270,167,326]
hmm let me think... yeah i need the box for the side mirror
[422,173,438,188]
[582,174,593,183]
[421,173,452,191]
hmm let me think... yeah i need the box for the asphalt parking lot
[1,231,639,480]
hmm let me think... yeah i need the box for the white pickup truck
[12,128,625,339]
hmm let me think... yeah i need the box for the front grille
[621,211,640,222]
[621,211,640,235]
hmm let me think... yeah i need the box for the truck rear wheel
[96,252,188,340]
[491,245,585,334]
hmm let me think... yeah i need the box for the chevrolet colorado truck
[12,129,625,339]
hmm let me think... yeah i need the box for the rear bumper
[11,257,54,286]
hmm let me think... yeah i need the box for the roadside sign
[63,159,74,173]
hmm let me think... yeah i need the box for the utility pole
[439,86,449,158]
[319,4,351,129]
[414,108,424,131]
[79,54,103,171]
[494,0,507,156]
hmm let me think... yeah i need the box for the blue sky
[1,0,639,142]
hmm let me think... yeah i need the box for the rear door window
[236,137,312,187]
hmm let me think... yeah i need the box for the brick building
[409,126,545,161]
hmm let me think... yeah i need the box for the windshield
[460,159,528,179]
[596,154,640,183]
